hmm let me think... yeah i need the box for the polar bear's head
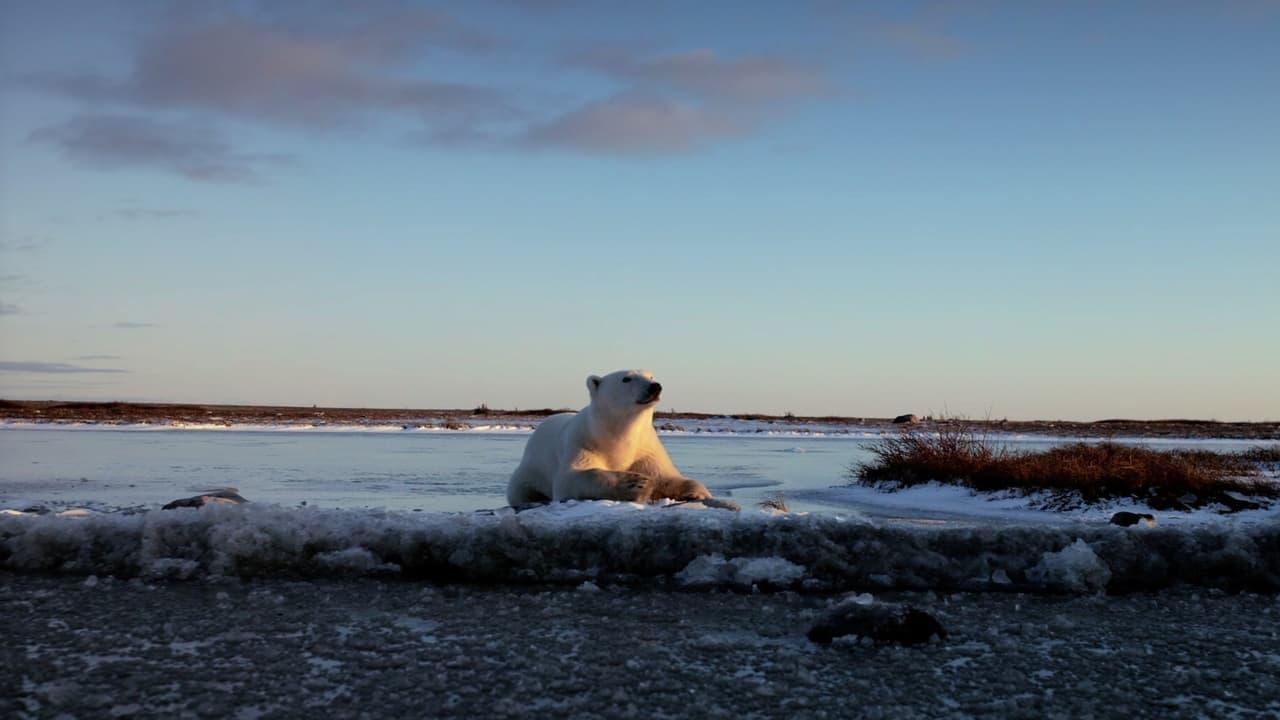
[587,369,662,417]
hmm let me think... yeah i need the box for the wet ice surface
[0,429,531,513]
[4,574,1279,719]
[1,428,848,513]
[2,427,1275,521]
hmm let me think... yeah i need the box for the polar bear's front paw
[672,479,712,501]
[615,474,653,501]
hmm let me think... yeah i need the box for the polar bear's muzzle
[638,382,663,405]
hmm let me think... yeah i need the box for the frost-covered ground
[3,503,1279,594]
[2,417,878,436]
[3,417,917,437]
[793,480,1280,526]
[3,575,1279,719]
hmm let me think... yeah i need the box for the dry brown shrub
[853,424,1279,508]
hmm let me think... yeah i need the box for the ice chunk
[676,554,806,588]
[314,547,400,574]
[1026,539,1111,593]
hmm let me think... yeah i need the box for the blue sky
[1,1,1277,420]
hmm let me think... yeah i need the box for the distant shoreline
[1,400,1277,440]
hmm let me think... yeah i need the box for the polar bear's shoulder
[528,412,583,449]
[537,411,580,432]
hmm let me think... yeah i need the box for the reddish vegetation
[854,425,1280,511]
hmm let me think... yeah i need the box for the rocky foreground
[3,575,1278,719]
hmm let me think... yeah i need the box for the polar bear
[507,369,734,508]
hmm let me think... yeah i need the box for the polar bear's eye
[622,377,632,383]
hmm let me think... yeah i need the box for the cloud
[110,208,200,220]
[0,361,127,374]
[20,7,832,159]
[523,94,739,153]
[494,0,580,12]
[114,321,157,329]
[28,115,294,183]
[77,354,122,360]
[0,302,21,316]
[24,12,509,131]
[821,2,972,60]
[0,238,49,252]
[571,49,827,105]
[526,49,827,153]
[874,22,969,58]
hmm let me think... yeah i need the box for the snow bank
[2,503,1278,594]
[796,482,1280,525]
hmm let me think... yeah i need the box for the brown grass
[852,425,1280,510]
[758,494,790,512]
[1242,446,1280,464]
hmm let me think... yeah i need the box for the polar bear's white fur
[507,369,723,507]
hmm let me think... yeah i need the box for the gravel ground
[2,575,1279,719]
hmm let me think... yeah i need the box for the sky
[0,1,1277,420]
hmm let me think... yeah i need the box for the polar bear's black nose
[648,382,662,396]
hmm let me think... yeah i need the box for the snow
[1025,539,1112,594]
[0,419,540,435]
[793,480,1280,526]
[675,553,806,588]
[2,501,1278,594]
[7,417,1278,446]
[313,547,399,574]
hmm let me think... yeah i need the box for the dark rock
[162,488,249,510]
[891,414,921,425]
[1110,511,1156,527]
[1217,495,1264,513]
[1147,495,1191,512]
[808,601,946,646]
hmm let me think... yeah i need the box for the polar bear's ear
[587,375,602,396]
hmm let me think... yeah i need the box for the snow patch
[314,547,400,574]
[676,554,806,588]
[794,481,1280,525]
[1026,539,1111,594]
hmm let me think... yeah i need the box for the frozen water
[3,425,1274,521]
[2,502,1277,594]
[0,426,861,513]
